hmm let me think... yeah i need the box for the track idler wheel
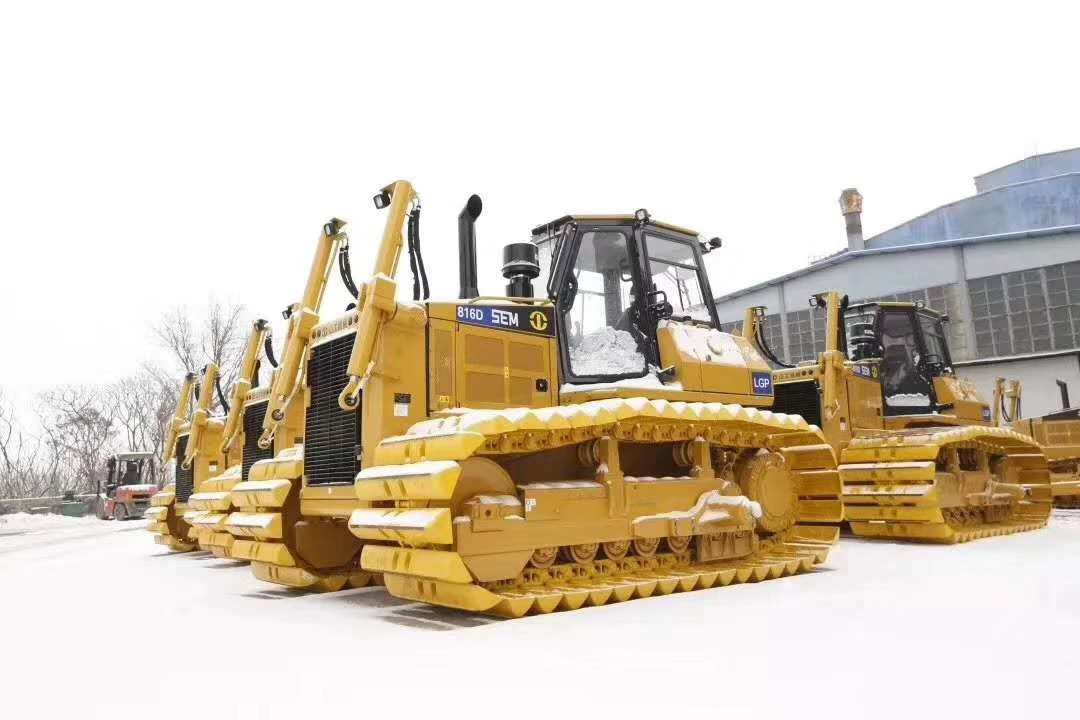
[736,450,798,533]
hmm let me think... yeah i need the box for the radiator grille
[772,380,823,428]
[174,434,194,503]
[305,334,361,486]
[242,400,274,482]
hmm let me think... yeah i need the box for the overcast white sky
[2,1,1078,404]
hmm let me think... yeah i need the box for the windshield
[644,234,712,324]
[563,230,647,378]
[880,310,933,411]
[917,312,950,368]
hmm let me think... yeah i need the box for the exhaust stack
[458,195,482,299]
[839,188,864,251]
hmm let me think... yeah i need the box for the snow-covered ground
[2,513,1079,719]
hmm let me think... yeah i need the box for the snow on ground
[0,511,101,531]
[1,514,1078,719]
[0,513,134,555]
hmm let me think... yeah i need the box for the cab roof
[531,215,699,240]
[847,300,946,320]
[112,451,155,461]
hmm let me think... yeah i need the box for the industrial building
[714,147,1080,418]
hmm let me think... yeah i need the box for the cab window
[563,230,647,379]
[917,313,950,368]
[880,310,933,412]
[644,234,712,323]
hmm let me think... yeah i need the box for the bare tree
[39,387,116,494]
[0,389,65,500]
[106,364,179,485]
[152,298,247,412]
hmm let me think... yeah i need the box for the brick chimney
[839,188,864,251]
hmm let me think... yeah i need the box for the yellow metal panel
[233,541,296,566]
[190,512,228,529]
[186,491,232,511]
[223,512,283,539]
[428,318,456,411]
[794,469,843,497]
[230,479,292,508]
[844,505,942,522]
[795,499,844,523]
[298,483,364,518]
[348,507,453,544]
[151,491,175,508]
[360,545,473,583]
[838,461,937,483]
[354,460,461,500]
[372,430,486,465]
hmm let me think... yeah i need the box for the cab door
[878,310,934,415]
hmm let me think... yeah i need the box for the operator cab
[531,211,720,384]
[843,302,953,416]
[104,452,155,496]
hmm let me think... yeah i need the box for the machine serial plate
[455,305,555,337]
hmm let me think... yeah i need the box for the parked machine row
[145,179,1061,617]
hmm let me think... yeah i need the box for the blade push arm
[993,377,1023,425]
[163,372,196,464]
[338,180,417,411]
[219,319,271,454]
[258,219,350,448]
[815,292,846,421]
[182,364,220,469]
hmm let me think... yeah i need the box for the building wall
[962,229,1080,278]
[956,352,1080,418]
[714,284,782,325]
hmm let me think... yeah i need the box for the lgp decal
[752,372,773,396]
[456,305,555,336]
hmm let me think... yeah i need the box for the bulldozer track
[353,397,843,617]
[840,426,1052,543]
[144,491,197,552]
[1049,460,1080,508]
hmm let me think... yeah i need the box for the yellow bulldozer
[995,378,1080,508]
[146,367,235,551]
[182,320,304,558]
[750,292,1051,543]
[224,218,368,590]
[229,179,843,615]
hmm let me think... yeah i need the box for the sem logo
[752,372,773,396]
[490,308,519,328]
[529,310,549,332]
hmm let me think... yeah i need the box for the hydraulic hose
[338,237,360,299]
[408,205,429,300]
[756,324,794,369]
[263,335,279,368]
[215,374,230,414]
